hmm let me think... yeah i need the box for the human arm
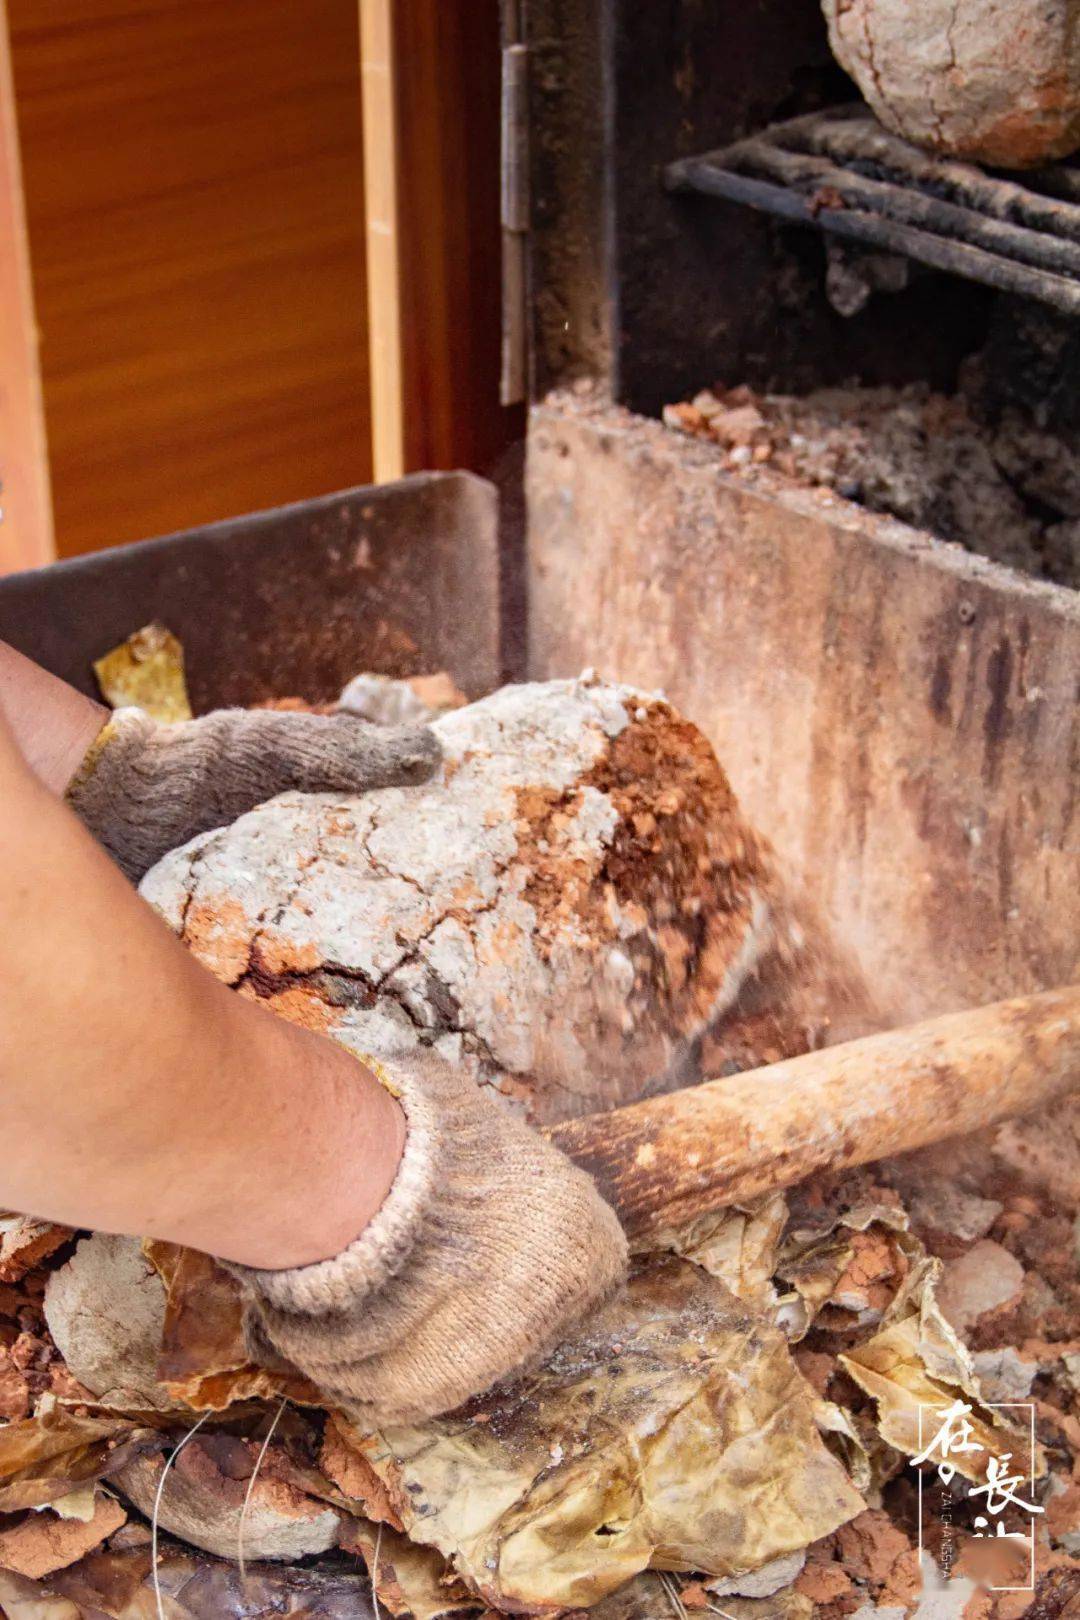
[0,707,406,1269]
[0,644,627,1421]
[0,638,106,793]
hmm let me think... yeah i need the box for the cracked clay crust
[141,679,773,1124]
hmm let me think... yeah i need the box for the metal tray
[0,473,501,710]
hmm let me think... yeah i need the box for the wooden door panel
[8,0,373,556]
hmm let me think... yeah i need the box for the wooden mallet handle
[547,985,1080,1241]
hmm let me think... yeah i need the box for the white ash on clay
[140,677,774,1124]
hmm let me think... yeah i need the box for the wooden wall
[0,0,52,572]
[7,0,373,558]
[1,0,517,568]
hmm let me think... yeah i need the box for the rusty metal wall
[522,0,614,396]
[527,394,1080,1022]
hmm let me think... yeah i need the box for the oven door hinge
[500,41,529,405]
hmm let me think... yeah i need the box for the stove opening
[530,0,1080,590]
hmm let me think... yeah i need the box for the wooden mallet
[548,985,1080,1239]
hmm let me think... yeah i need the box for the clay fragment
[663,378,1080,590]
[338,670,467,725]
[43,1236,172,1412]
[832,1509,919,1601]
[935,1240,1026,1337]
[321,1414,403,1529]
[0,1219,72,1284]
[0,1489,126,1579]
[907,1184,1002,1245]
[970,1346,1038,1403]
[709,1551,807,1598]
[114,1432,341,1563]
[0,1350,30,1420]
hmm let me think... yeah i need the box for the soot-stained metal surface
[526,391,1080,1023]
[667,107,1080,317]
[522,0,993,410]
[0,473,500,711]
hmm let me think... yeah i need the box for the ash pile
[663,373,1080,592]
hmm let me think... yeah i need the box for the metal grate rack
[665,105,1080,316]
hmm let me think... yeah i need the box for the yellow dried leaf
[343,1519,476,1620]
[47,1486,98,1523]
[356,1257,864,1613]
[839,1255,1043,1482]
[813,1400,873,1496]
[647,1193,788,1306]
[93,624,192,723]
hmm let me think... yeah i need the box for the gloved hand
[224,1048,629,1427]
[67,706,441,881]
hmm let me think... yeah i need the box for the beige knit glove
[224,1049,629,1427]
[67,707,441,881]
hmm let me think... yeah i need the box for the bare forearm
[0,720,404,1268]
[0,639,106,792]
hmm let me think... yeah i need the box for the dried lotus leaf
[356,1257,864,1613]
[5,1544,378,1619]
[775,1234,854,1335]
[812,1401,873,1496]
[839,1255,1043,1482]
[143,1242,318,1410]
[0,1406,151,1513]
[774,1191,914,1341]
[343,1519,476,1620]
[646,1193,787,1306]
[93,623,191,723]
